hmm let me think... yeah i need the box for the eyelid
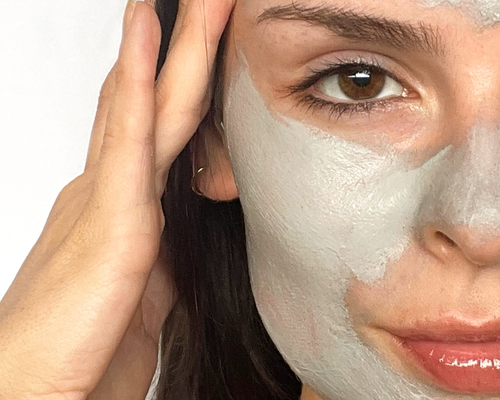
[287,52,417,99]
[280,51,421,122]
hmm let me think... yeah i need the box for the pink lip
[389,318,500,342]
[387,318,500,393]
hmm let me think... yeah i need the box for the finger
[84,63,116,172]
[84,0,137,172]
[95,1,162,208]
[153,0,235,194]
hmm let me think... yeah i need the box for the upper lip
[385,317,500,342]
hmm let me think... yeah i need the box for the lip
[386,318,500,394]
[389,318,500,342]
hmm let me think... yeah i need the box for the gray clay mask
[419,0,500,25]
[223,56,500,399]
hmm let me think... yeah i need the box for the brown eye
[317,66,404,102]
[338,68,385,100]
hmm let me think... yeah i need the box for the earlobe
[196,160,239,202]
[192,120,239,202]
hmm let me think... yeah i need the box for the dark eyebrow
[257,3,445,57]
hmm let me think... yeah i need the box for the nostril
[425,225,500,267]
[435,231,456,247]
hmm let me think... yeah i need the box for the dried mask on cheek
[222,59,440,399]
[223,54,500,398]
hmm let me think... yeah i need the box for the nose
[422,224,500,267]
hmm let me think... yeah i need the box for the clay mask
[223,58,500,399]
[418,0,500,25]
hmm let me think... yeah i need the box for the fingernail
[122,0,137,38]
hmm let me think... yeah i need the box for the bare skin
[302,385,324,400]
[0,0,233,398]
[8,0,500,398]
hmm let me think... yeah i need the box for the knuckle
[55,182,77,206]
[114,62,150,87]
[97,88,111,111]
[98,83,112,106]
[172,104,204,121]
[97,70,116,106]
[114,63,129,87]
[177,0,189,17]
[103,120,154,150]
[50,175,92,222]
[114,62,152,93]
[57,174,91,204]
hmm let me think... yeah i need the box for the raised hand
[0,0,233,398]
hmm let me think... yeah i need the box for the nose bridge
[418,122,500,265]
[455,123,500,222]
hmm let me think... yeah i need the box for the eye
[317,66,405,102]
[286,59,414,120]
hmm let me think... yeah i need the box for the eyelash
[286,58,406,121]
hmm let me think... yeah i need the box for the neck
[300,385,324,400]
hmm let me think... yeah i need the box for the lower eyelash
[298,94,386,122]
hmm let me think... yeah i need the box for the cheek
[345,246,435,330]
[223,61,451,286]
[223,63,441,399]
[256,284,324,358]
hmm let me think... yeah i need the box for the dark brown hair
[153,0,302,399]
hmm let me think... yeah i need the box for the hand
[0,0,233,398]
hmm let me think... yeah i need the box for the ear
[193,118,238,202]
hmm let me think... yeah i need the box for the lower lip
[403,340,500,393]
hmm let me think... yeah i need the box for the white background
[0,0,125,297]
[0,0,161,397]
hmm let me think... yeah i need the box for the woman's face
[219,0,500,398]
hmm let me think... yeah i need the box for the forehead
[422,0,500,25]
[235,0,500,28]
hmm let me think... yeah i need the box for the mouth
[387,319,500,394]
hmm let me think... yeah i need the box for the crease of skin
[418,0,500,26]
[223,49,500,399]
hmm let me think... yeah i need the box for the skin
[3,0,500,399]
[203,0,500,398]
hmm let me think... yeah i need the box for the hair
[153,1,302,399]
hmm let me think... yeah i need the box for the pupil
[349,70,371,88]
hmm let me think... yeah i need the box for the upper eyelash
[287,57,398,95]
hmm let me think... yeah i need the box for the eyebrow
[257,3,445,57]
